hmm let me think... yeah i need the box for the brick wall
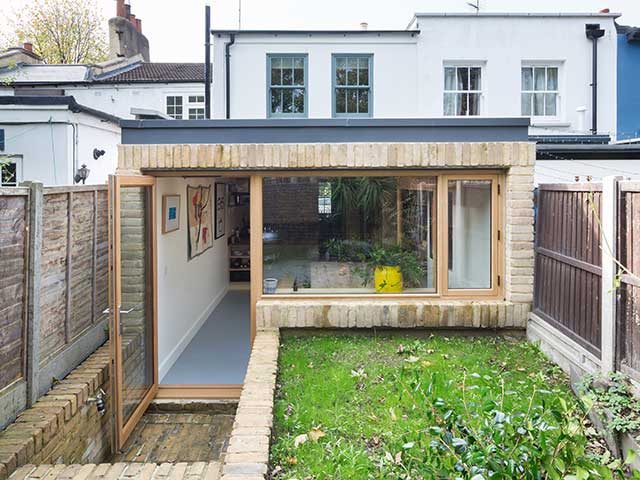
[0,345,111,479]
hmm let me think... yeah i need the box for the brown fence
[534,183,603,357]
[0,183,108,429]
[618,182,640,382]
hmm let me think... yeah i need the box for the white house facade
[212,12,618,138]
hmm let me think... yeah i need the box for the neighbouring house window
[1,158,19,186]
[187,95,206,119]
[267,54,307,117]
[444,66,482,116]
[188,107,205,119]
[521,66,558,117]
[166,96,183,119]
[318,182,332,214]
[262,175,438,294]
[333,54,372,117]
[448,180,492,289]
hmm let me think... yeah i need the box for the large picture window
[333,54,372,117]
[262,173,499,296]
[267,54,307,117]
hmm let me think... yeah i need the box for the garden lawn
[270,334,625,479]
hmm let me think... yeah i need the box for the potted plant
[310,239,370,289]
[356,244,425,293]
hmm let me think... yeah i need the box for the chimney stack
[108,0,150,61]
[23,40,33,52]
[599,8,610,13]
[360,22,368,30]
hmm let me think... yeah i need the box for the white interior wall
[156,176,230,381]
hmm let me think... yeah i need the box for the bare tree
[11,0,108,64]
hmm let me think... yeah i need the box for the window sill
[530,121,571,128]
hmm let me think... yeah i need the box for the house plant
[310,239,370,289]
[356,243,425,293]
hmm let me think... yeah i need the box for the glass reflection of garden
[262,176,436,294]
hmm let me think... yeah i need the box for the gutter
[586,24,605,135]
[225,33,236,119]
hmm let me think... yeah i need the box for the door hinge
[497,275,501,287]
[497,229,501,241]
[497,184,501,195]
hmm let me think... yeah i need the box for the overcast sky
[1,0,639,62]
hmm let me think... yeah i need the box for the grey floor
[161,290,251,385]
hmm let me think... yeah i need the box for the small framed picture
[162,194,180,233]
[214,183,226,240]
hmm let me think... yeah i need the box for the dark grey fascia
[211,29,420,35]
[120,118,530,145]
[537,144,640,160]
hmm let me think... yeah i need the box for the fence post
[601,175,622,373]
[23,181,44,406]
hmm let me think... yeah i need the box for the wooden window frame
[255,170,504,301]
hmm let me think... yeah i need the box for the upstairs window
[521,66,558,117]
[333,54,372,117]
[1,157,19,187]
[166,96,183,119]
[187,95,206,119]
[267,54,307,117]
[443,66,482,116]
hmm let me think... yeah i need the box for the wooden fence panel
[534,184,602,356]
[0,190,28,391]
[618,186,640,381]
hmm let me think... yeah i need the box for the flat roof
[537,143,640,160]
[120,118,530,145]
[211,29,420,35]
[0,96,121,124]
[413,12,621,18]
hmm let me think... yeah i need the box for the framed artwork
[215,182,226,240]
[162,194,180,233]
[187,185,213,259]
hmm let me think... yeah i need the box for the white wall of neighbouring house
[156,176,230,382]
[0,106,120,186]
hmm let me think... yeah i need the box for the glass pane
[444,67,456,90]
[347,89,357,113]
[521,92,532,116]
[534,67,545,91]
[457,67,469,90]
[468,93,480,115]
[469,67,481,90]
[335,58,346,86]
[358,89,369,114]
[533,93,545,116]
[271,57,282,69]
[282,89,293,113]
[358,61,369,86]
[271,67,281,86]
[271,89,282,113]
[547,67,558,90]
[457,93,468,116]
[347,58,358,86]
[545,93,557,116]
[119,185,154,424]
[281,57,293,69]
[293,88,305,113]
[521,67,533,90]
[335,88,346,113]
[262,176,436,294]
[282,68,292,86]
[443,92,455,116]
[293,66,304,86]
[448,180,492,289]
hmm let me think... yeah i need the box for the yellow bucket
[374,266,403,293]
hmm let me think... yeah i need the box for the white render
[0,104,120,186]
[213,12,618,138]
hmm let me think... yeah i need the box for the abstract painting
[187,185,213,259]
[215,182,226,240]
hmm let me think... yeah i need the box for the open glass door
[109,175,157,449]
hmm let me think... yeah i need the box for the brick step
[10,462,221,480]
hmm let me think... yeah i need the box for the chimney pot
[599,7,610,13]
[136,18,142,33]
[23,40,33,52]
[360,22,368,30]
[116,0,125,17]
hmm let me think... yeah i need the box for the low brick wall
[0,344,111,479]
[220,329,279,480]
[257,300,530,329]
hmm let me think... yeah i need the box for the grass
[270,333,618,479]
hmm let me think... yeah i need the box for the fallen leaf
[397,344,406,354]
[426,349,435,354]
[420,360,433,367]
[403,442,414,449]
[385,451,394,462]
[271,465,283,477]
[442,354,450,360]
[395,451,403,465]
[308,427,326,442]
[389,407,397,421]
[294,433,308,447]
[405,356,420,363]
[286,456,298,465]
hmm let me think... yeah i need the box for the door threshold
[156,384,243,400]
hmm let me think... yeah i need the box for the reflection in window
[268,55,307,117]
[443,66,482,116]
[333,55,372,116]
[262,176,436,294]
[1,160,18,186]
[448,180,492,289]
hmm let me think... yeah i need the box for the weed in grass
[270,335,639,479]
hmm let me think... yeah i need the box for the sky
[1,0,639,62]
